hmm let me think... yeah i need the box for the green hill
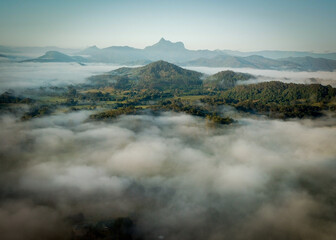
[89,60,203,90]
[204,70,254,89]
[202,81,336,118]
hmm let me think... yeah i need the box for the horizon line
[0,38,335,54]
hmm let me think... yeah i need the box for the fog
[0,62,129,92]
[186,66,336,87]
[2,63,336,95]
[0,110,335,240]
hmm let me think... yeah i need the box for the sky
[0,0,336,52]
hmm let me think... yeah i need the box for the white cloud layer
[186,66,336,87]
[0,62,128,92]
[0,111,335,239]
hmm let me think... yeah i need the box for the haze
[1,0,336,52]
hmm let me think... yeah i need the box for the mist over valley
[1,1,336,239]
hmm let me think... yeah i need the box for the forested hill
[204,70,254,90]
[222,81,336,103]
[202,81,336,118]
[89,60,203,90]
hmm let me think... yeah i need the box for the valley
[1,61,335,124]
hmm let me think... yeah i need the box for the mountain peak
[159,37,169,43]
[88,45,99,50]
[145,38,186,51]
[79,45,100,55]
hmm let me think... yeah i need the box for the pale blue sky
[0,0,335,52]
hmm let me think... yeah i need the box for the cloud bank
[186,66,336,87]
[0,62,128,92]
[0,111,335,239]
[1,63,336,95]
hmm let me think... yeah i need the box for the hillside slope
[89,60,203,90]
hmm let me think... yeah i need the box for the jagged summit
[157,37,182,45]
[145,38,185,51]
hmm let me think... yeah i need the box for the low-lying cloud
[0,111,335,239]
[0,62,128,92]
[1,63,336,94]
[186,66,336,87]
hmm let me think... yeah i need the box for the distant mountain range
[78,38,221,63]
[2,38,336,71]
[183,55,336,71]
[0,45,78,57]
[220,49,336,60]
[22,51,87,64]
[77,38,336,62]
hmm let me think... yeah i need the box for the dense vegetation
[221,81,336,104]
[0,92,34,104]
[154,99,234,124]
[21,105,55,120]
[90,106,138,120]
[90,99,234,125]
[204,70,254,90]
[202,81,336,118]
